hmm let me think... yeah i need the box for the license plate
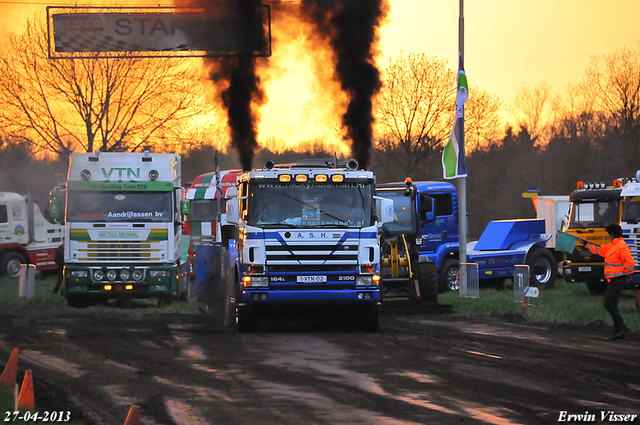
[297,275,327,283]
[578,266,591,272]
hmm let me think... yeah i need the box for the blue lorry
[223,158,394,332]
[378,180,558,293]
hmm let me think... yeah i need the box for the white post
[18,264,36,298]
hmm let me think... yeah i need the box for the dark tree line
[5,124,637,241]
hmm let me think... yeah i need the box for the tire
[418,261,438,303]
[526,246,557,289]
[439,258,460,293]
[237,308,258,333]
[357,306,379,333]
[586,280,607,295]
[1,252,26,278]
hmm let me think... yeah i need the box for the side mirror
[226,186,238,198]
[226,198,240,224]
[374,196,394,224]
[49,187,63,221]
[50,198,60,220]
[180,200,190,216]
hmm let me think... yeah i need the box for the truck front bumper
[239,288,381,307]
[561,262,605,283]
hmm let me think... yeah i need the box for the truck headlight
[70,271,88,278]
[120,269,130,280]
[356,276,373,286]
[106,270,117,281]
[132,270,144,281]
[93,270,104,281]
[249,276,269,287]
[149,270,168,278]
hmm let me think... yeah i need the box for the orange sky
[1,0,640,148]
[381,1,640,111]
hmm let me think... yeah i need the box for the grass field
[439,278,640,332]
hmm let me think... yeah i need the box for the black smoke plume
[301,0,389,169]
[199,0,268,171]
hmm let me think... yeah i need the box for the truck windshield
[569,201,619,228]
[378,191,414,232]
[188,199,225,222]
[622,197,640,224]
[67,191,173,223]
[246,182,373,228]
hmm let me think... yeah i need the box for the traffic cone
[18,370,34,410]
[1,347,19,389]
[123,405,140,425]
[519,296,529,316]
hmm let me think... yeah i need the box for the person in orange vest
[579,224,634,340]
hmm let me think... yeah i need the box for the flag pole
[458,0,468,289]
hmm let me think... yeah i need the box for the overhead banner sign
[47,6,271,59]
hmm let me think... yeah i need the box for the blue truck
[224,158,393,332]
[378,179,558,293]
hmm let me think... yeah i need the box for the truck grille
[265,243,358,266]
[79,241,161,261]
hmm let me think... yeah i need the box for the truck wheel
[586,280,606,295]
[439,258,459,293]
[1,252,26,278]
[418,262,438,303]
[357,306,379,333]
[526,246,557,289]
[237,308,257,333]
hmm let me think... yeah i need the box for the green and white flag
[442,55,469,179]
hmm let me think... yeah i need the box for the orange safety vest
[585,237,635,282]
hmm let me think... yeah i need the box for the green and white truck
[53,152,188,306]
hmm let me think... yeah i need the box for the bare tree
[581,42,640,141]
[0,16,213,161]
[374,53,453,178]
[511,81,560,144]
[374,52,502,179]
[465,87,503,152]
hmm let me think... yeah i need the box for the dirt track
[1,308,639,425]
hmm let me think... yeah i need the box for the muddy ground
[0,306,639,425]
